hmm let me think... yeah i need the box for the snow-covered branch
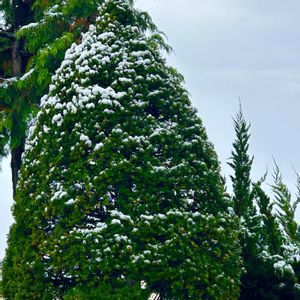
[0,77,17,86]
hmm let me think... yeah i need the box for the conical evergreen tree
[4,0,241,299]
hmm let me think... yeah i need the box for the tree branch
[0,30,15,39]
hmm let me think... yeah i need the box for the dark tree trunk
[10,0,31,197]
[10,39,24,197]
[11,137,25,197]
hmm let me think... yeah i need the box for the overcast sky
[1,0,300,259]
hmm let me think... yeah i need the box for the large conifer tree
[4,0,240,299]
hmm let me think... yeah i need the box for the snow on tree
[4,0,240,299]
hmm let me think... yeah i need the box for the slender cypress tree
[4,0,240,299]
[228,105,254,218]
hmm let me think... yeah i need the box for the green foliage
[4,0,241,298]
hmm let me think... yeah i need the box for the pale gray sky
[1,0,300,259]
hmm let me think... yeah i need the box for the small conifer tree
[4,0,240,299]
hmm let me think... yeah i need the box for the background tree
[4,0,241,298]
[229,107,300,299]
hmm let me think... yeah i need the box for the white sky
[1,0,300,259]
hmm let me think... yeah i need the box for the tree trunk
[11,137,25,197]
[10,0,27,197]
[10,40,24,197]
